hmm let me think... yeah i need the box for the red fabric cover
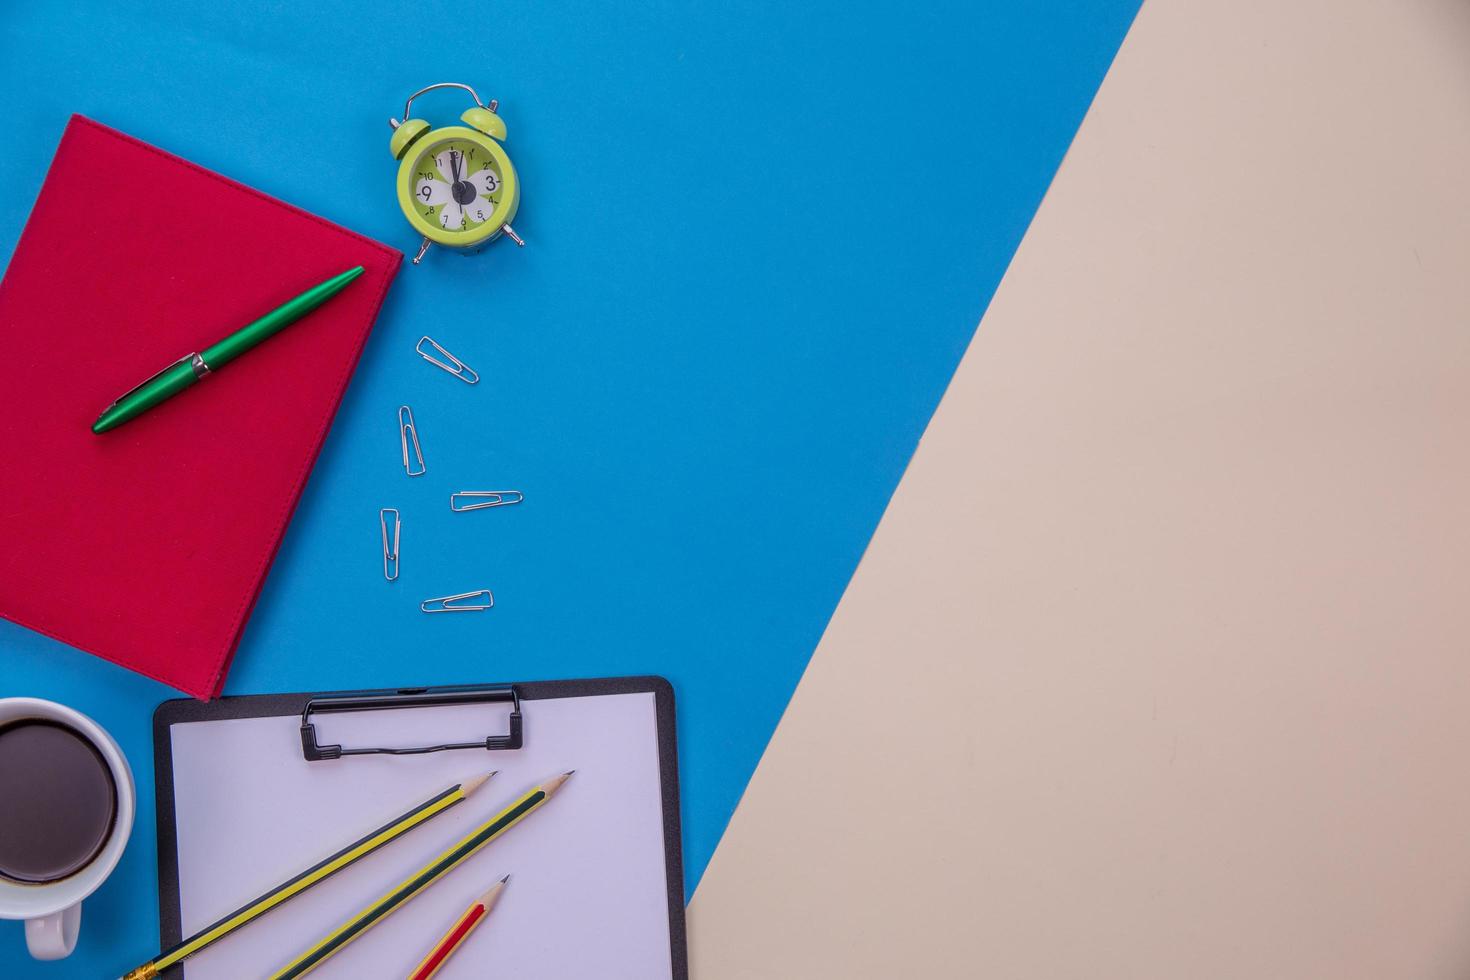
[0,115,400,697]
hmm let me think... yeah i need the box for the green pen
[91,265,365,434]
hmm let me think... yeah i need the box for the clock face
[410,139,506,234]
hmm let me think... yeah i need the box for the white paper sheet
[167,692,674,978]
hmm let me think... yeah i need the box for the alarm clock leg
[501,224,525,247]
[412,237,432,265]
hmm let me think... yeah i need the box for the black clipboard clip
[300,685,523,761]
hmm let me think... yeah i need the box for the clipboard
[152,677,687,979]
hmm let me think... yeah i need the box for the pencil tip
[460,771,496,795]
[479,876,510,907]
[541,770,576,798]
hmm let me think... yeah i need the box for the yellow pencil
[270,772,574,980]
[406,876,510,980]
[119,771,495,980]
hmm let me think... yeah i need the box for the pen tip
[326,265,364,289]
[500,874,511,883]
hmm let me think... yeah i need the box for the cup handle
[25,902,81,959]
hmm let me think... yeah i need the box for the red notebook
[0,116,401,697]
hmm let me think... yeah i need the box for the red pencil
[406,876,509,980]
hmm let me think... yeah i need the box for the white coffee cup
[0,698,135,960]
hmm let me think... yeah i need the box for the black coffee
[0,720,117,883]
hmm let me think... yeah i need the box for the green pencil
[269,772,574,980]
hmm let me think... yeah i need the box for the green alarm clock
[389,82,524,265]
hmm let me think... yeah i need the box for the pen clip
[101,352,209,411]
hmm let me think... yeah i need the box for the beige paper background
[688,0,1470,976]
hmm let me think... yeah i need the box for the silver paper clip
[398,405,425,476]
[450,490,525,512]
[420,589,495,613]
[379,508,400,581]
[416,336,479,385]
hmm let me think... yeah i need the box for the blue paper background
[0,0,1138,972]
